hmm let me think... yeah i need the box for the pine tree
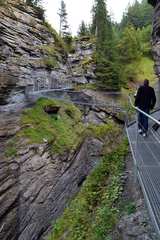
[118,25,142,63]
[91,5,96,35]
[78,21,89,36]
[58,0,70,38]
[93,0,120,90]
[26,0,42,6]
[26,0,44,20]
[121,0,153,29]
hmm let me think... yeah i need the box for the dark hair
[144,79,149,86]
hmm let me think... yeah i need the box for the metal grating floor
[127,110,160,235]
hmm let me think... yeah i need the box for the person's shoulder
[148,86,155,91]
[138,85,144,91]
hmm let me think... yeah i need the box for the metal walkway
[126,98,160,236]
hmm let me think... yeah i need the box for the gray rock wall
[149,0,160,78]
[0,0,69,105]
[0,122,103,240]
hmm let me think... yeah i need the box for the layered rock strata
[0,0,69,105]
[149,0,160,77]
[0,109,106,240]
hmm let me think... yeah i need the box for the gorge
[0,0,159,240]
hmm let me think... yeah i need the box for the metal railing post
[134,111,139,183]
[128,94,160,182]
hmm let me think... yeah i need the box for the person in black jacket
[135,79,156,137]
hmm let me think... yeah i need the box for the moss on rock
[48,140,128,240]
[19,98,84,154]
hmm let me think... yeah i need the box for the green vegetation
[58,1,73,53]
[75,83,97,91]
[121,201,136,215]
[92,0,120,90]
[44,22,67,55]
[40,44,63,69]
[5,146,17,158]
[121,57,155,86]
[26,0,45,21]
[58,0,71,38]
[78,21,90,37]
[19,98,84,154]
[43,56,59,69]
[26,0,42,5]
[48,140,128,240]
[44,21,74,55]
[40,44,58,57]
[5,139,17,158]
[18,98,122,155]
[0,0,6,6]
[86,123,120,141]
[116,1,155,87]
[81,0,155,90]
[120,0,153,29]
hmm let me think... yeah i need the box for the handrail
[129,95,160,126]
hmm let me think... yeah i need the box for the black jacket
[135,85,156,110]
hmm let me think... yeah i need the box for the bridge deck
[127,110,160,235]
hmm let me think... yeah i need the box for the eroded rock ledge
[0,98,121,240]
[149,0,160,77]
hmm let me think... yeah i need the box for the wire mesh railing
[126,94,160,236]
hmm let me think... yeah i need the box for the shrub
[44,22,67,54]
[43,57,59,69]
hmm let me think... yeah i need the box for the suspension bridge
[126,96,160,236]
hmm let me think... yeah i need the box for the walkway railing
[126,95,160,236]
[128,95,160,126]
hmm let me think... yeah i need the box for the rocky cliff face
[149,0,160,77]
[68,37,96,84]
[0,2,105,240]
[148,0,160,106]
[0,125,102,240]
[0,0,70,106]
[0,98,121,240]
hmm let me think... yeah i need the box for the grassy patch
[40,44,59,57]
[5,139,17,158]
[75,83,97,91]
[47,140,128,240]
[43,56,59,69]
[19,98,84,154]
[15,98,121,156]
[124,201,136,215]
[81,57,94,70]
[44,21,67,55]
[122,56,156,87]
[86,123,120,141]
[136,57,156,86]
